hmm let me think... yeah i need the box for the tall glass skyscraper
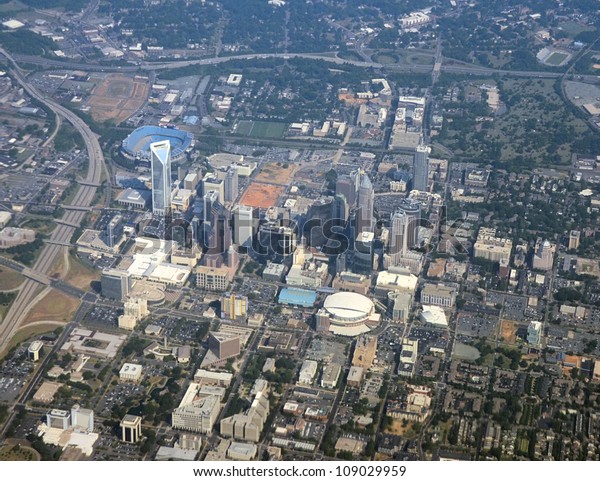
[356,172,374,235]
[389,199,421,256]
[150,140,172,215]
[413,144,430,192]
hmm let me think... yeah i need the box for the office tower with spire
[356,172,374,235]
[150,140,172,215]
[389,199,421,256]
[413,144,430,192]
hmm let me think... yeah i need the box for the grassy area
[235,120,253,136]
[407,54,434,65]
[20,215,56,236]
[544,51,569,66]
[337,50,363,62]
[65,253,99,290]
[235,120,286,139]
[0,444,40,461]
[0,318,53,358]
[558,21,596,37]
[249,121,286,139]
[23,288,79,326]
[48,248,67,279]
[54,122,84,153]
[0,266,24,290]
[373,53,399,64]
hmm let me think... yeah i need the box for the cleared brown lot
[87,74,149,123]
[239,182,284,209]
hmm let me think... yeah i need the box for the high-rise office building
[389,199,421,256]
[258,221,297,259]
[305,196,334,248]
[353,231,375,275]
[208,332,241,360]
[150,140,172,215]
[106,214,123,248]
[233,205,255,248]
[101,269,132,301]
[336,174,357,207]
[71,404,94,433]
[221,293,248,322]
[356,172,374,235]
[333,194,349,225]
[413,144,430,192]
[224,165,239,203]
[202,173,224,201]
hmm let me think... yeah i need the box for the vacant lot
[500,320,518,344]
[86,74,149,123]
[254,162,298,185]
[385,419,418,438]
[239,182,284,209]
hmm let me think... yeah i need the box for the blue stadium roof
[121,126,193,160]
[278,288,317,308]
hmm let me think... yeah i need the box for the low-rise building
[193,369,234,387]
[220,390,269,443]
[28,340,44,361]
[119,363,143,383]
[420,283,456,308]
[298,360,318,385]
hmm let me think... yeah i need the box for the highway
[0,47,109,356]
[12,52,600,83]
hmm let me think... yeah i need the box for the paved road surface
[0,48,109,355]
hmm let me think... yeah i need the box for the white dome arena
[319,292,381,336]
[323,292,374,322]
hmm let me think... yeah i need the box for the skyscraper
[233,205,255,248]
[304,196,334,248]
[150,140,172,215]
[336,174,357,207]
[356,172,374,235]
[224,165,239,203]
[389,199,421,256]
[101,269,132,300]
[353,231,375,275]
[106,214,123,248]
[413,144,430,192]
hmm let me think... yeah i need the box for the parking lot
[0,346,34,402]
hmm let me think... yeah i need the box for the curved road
[0,47,109,355]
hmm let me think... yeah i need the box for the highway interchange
[0,47,109,356]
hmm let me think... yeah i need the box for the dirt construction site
[86,74,149,123]
[238,181,285,209]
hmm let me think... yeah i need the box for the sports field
[545,51,569,66]
[235,120,286,139]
